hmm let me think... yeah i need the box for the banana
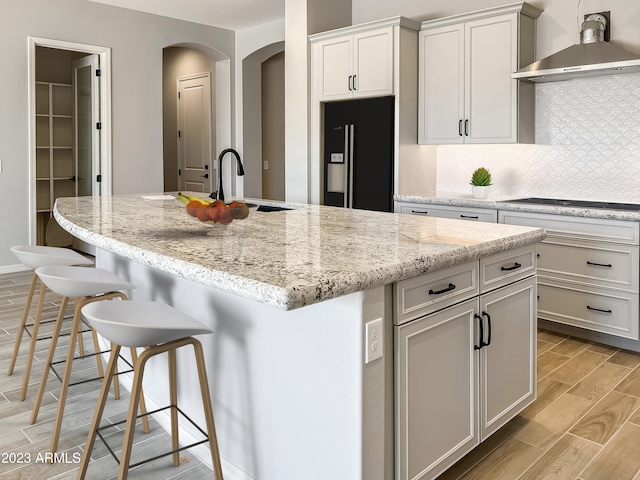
[177,192,211,205]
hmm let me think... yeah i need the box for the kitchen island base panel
[96,248,392,480]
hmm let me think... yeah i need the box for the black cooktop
[503,197,640,211]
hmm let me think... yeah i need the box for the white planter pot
[472,185,491,199]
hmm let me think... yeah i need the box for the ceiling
[89,0,285,30]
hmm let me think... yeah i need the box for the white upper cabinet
[312,23,398,101]
[419,2,542,145]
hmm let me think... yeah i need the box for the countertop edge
[395,194,640,222]
[55,201,545,311]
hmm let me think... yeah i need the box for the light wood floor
[0,270,213,479]
[440,328,640,480]
[4,269,640,480]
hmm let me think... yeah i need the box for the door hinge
[178,130,181,138]
[96,174,102,183]
[96,69,101,77]
[178,92,181,99]
[96,122,102,130]
[178,169,181,176]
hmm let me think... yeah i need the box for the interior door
[177,73,213,193]
[73,55,100,197]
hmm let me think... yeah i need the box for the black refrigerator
[323,96,394,213]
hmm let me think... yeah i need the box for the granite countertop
[54,193,545,310]
[396,192,640,222]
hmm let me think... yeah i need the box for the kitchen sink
[502,197,640,211]
[256,205,292,212]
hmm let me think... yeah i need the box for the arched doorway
[242,42,285,200]
[162,43,231,196]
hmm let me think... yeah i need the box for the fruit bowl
[178,193,252,226]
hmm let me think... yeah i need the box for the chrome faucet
[215,148,245,202]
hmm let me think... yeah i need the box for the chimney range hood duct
[512,13,640,83]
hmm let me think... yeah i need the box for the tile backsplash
[436,72,640,202]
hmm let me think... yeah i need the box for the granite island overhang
[54,193,545,480]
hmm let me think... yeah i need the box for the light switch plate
[365,318,383,364]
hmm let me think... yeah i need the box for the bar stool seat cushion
[82,301,213,348]
[35,265,135,298]
[11,245,93,269]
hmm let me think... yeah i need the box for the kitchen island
[54,193,545,480]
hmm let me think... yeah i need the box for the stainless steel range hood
[512,13,640,83]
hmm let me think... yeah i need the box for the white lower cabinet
[396,298,479,480]
[500,210,640,345]
[395,262,536,480]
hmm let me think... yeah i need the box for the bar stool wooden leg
[8,272,38,376]
[49,298,83,454]
[31,296,69,424]
[111,342,121,400]
[118,346,154,480]
[77,328,85,358]
[169,348,179,467]
[129,347,150,434]
[75,344,121,480]
[91,328,105,380]
[192,339,224,480]
[48,293,127,454]
[19,282,47,401]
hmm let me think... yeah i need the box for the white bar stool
[9,245,94,401]
[30,265,150,455]
[77,300,223,480]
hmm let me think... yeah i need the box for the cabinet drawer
[398,203,497,223]
[395,261,478,325]
[499,210,640,245]
[538,239,638,292]
[480,245,536,293]
[538,279,639,340]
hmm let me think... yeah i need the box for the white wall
[0,0,233,268]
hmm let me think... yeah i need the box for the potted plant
[470,167,492,199]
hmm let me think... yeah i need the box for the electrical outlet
[365,318,383,364]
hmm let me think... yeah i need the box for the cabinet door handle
[482,311,492,346]
[587,305,613,314]
[501,262,522,271]
[459,119,463,136]
[474,313,484,350]
[353,74,356,90]
[348,75,353,91]
[460,215,479,219]
[411,210,428,215]
[428,283,456,295]
[586,261,613,268]
[464,119,469,136]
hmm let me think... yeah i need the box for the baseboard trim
[0,264,30,274]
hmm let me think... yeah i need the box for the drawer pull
[501,262,522,271]
[586,261,613,268]
[474,314,484,350]
[429,283,456,295]
[587,305,613,314]
[411,210,428,215]
[460,215,479,219]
